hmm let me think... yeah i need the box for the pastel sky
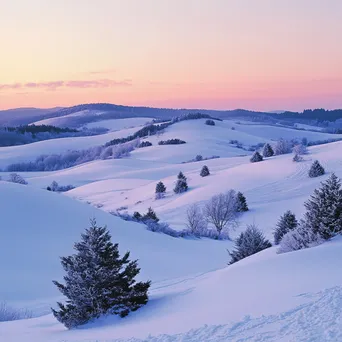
[1,0,342,111]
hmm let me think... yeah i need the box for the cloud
[0,79,132,92]
[88,68,116,75]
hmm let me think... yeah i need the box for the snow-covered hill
[2,116,342,341]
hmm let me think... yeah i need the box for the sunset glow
[1,0,342,111]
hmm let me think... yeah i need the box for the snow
[83,117,153,131]
[2,117,342,341]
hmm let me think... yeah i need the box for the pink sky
[1,0,342,111]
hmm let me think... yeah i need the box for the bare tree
[204,190,238,238]
[186,204,207,234]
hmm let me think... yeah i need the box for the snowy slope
[83,117,153,131]
[0,181,231,312]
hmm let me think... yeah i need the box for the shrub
[273,210,298,245]
[200,165,210,177]
[293,153,303,162]
[236,192,248,212]
[204,190,238,238]
[278,223,324,254]
[262,143,274,157]
[8,173,27,185]
[47,181,75,192]
[250,151,263,163]
[293,144,308,155]
[0,302,32,322]
[205,119,215,126]
[308,160,325,178]
[195,155,203,161]
[133,211,142,221]
[228,224,272,264]
[52,219,150,329]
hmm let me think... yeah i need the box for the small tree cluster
[262,143,274,157]
[139,141,152,148]
[200,165,210,177]
[278,174,342,253]
[250,151,263,163]
[308,160,325,178]
[8,173,27,185]
[228,224,272,264]
[174,172,188,194]
[155,181,166,199]
[293,144,308,155]
[205,119,215,126]
[158,139,186,145]
[47,181,75,192]
[273,210,298,245]
[52,220,150,329]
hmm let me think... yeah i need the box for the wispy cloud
[0,79,132,92]
[88,68,116,75]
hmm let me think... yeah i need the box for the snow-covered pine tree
[133,211,142,221]
[273,210,298,245]
[174,172,188,193]
[303,173,342,239]
[250,151,263,163]
[274,139,292,155]
[200,165,210,177]
[262,143,274,157]
[228,224,272,264]
[293,144,308,155]
[236,192,248,212]
[142,207,159,222]
[177,171,187,181]
[308,160,325,178]
[155,181,166,199]
[52,219,150,329]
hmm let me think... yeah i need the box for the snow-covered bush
[250,151,263,163]
[277,223,324,254]
[0,302,32,322]
[195,154,203,161]
[158,139,186,145]
[308,160,325,178]
[273,210,298,245]
[139,141,152,148]
[228,224,272,264]
[47,181,75,192]
[274,139,292,155]
[200,165,210,177]
[155,181,166,199]
[303,173,342,239]
[236,192,248,212]
[204,190,238,238]
[205,119,215,126]
[293,144,308,155]
[8,173,27,185]
[292,153,303,162]
[52,219,150,329]
[262,143,274,157]
[186,204,207,234]
[142,207,159,222]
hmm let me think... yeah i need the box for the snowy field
[1,117,342,341]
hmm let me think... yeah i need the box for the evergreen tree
[273,210,298,245]
[52,220,150,329]
[174,179,188,194]
[250,151,263,163]
[308,160,325,178]
[155,181,166,199]
[236,192,248,212]
[142,207,159,222]
[177,171,187,181]
[133,211,142,221]
[200,165,210,177]
[228,224,272,264]
[303,173,342,239]
[262,143,274,158]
